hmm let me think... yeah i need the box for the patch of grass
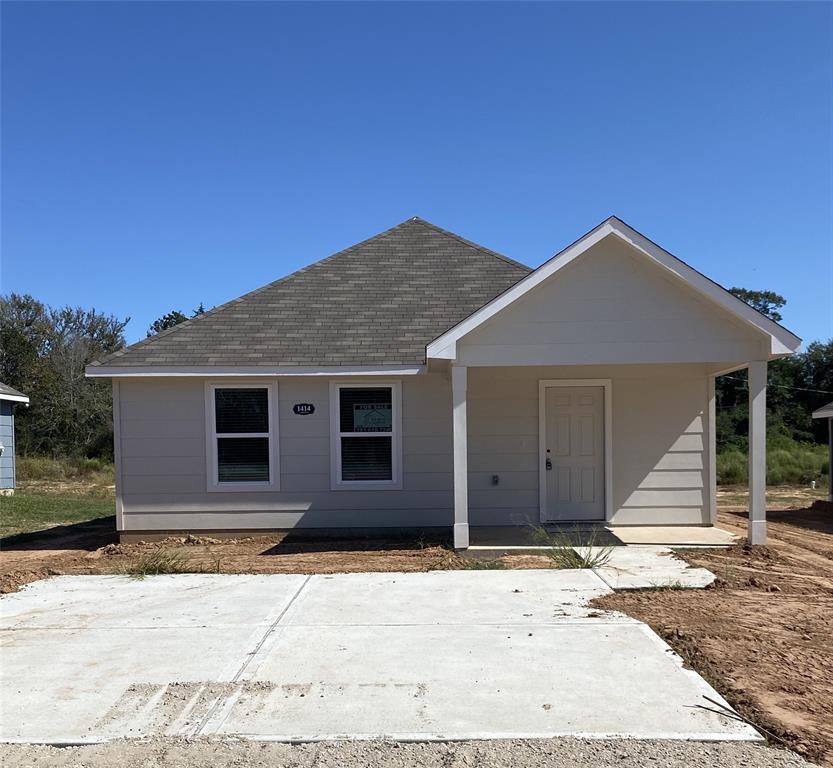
[16,455,115,485]
[0,490,115,539]
[117,549,208,579]
[529,525,614,569]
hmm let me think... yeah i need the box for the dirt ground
[596,502,833,767]
[0,519,557,594]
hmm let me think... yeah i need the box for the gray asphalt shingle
[92,218,532,368]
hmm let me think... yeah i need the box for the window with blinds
[332,384,401,487]
[210,386,274,486]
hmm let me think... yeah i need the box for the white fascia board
[0,393,29,404]
[426,217,802,359]
[85,364,427,378]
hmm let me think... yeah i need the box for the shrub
[17,455,114,484]
[716,436,829,486]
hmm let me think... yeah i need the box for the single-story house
[0,383,30,496]
[86,217,801,546]
[812,401,833,502]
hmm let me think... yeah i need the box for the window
[331,382,402,489]
[206,383,278,491]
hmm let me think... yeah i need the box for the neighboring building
[0,383,30,495]
[86,217,801,546]
[812,401,833,502]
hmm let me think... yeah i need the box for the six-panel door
[544,386,605,521]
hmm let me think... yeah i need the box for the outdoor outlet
[492,474,499,485]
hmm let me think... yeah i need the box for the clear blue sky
[2,1,831,345]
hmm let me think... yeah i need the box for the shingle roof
[91,217,532,368]
[0,382,29,402]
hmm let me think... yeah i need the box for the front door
[544,385,605,521]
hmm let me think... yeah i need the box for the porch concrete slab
[610,526,737,547]
[0,572,754,744]
[591,547,716,590]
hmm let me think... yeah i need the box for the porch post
[452,365,469,549]
[748,360,767,545]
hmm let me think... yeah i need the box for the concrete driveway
[0,571,757,743]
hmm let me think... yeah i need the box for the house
[85,217,801,546]
[812,401,833,502]
[0,383,30,496]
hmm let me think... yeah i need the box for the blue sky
[2,1,831,345]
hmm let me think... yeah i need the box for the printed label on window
[353,403,392,432]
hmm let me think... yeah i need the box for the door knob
[545,458,552,471]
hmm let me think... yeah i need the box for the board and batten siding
[0,400,16,490]
[466,365,713,526]
[456,234,770,367]
[117,375,453,532]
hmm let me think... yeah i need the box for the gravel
[0,738,812,768]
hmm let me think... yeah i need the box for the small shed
[0,383,29,495]
[812,401,833,502]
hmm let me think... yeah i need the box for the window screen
[214,388,270,483]
[338,387,393,482]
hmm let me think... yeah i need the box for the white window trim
[538,378,613,523]
[330,380,403,491]
[205,381,280,492]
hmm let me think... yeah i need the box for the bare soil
[0,520,555,594]
[595,502,833,767]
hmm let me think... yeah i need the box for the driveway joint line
[192,574,311,738]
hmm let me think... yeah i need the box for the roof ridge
[90,218,432,365]
[410,217,531,272]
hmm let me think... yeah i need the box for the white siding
[118,375,452,532]
[466,365,712,526]
[457,235,768,367]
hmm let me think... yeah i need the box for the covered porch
[449,361,770,550]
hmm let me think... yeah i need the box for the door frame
[538,379,613,523]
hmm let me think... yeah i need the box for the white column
[828,418,832,503]
[452,365,469,549]
[748,360,767,545]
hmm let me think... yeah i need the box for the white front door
[544,385,605,521]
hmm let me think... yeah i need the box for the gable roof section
[0,382,29,404]
[87,218,531,373]
[813,402,833,420]
[427,216,802,360]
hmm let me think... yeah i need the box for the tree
[0,293,128,458]
[147,303,206,336]
[729,288,786,322]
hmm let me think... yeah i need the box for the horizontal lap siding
[0,404,15,489]
[118,376,452,531]
[466,364,711,526]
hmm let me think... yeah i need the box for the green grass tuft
[117,549,208,579]
[529,524,614,569]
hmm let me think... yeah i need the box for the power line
[721,375,833,396]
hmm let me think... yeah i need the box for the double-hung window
[330,381,402,489]
[206,383,279,491]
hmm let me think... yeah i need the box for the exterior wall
[117,363,712,532]
[457,235,769,367]
[117,374,453,532]
[0,401,15,490]
[467,365,712,526]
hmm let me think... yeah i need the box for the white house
[86,217,801,546]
